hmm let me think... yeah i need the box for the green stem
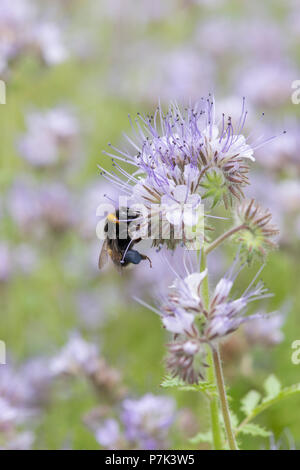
[206,347,223,450]
[205,224,246,255]
[201,252,238,450]
[200,253,223,450]
[211,346,238,450]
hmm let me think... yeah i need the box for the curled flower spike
[101,97,273,249]
[234,198,279,260]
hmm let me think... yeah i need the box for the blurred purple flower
[277,180,300,213]
[18,108,79,168]
[1,431,35,450]
[0,0,68,75]
[194,18,235,58]
[256,123,300,173]
[39,182,76,232]
[0,0,33,74]
[237,61,298,107]
[121,394,175,449]
[0,356,55,449]
[244,312,285,347]
[20,358,54,406]
[50,333,99,376]
[0,395,34,449]
[0,397,22,431]
[0,359,53,410]
[236,19,286,60]
[108,44,214,103]
[7,177,42,234]
[31,23,68,66]
[7,178,76,235]
[0,242,38,283]
[95,418,121,449]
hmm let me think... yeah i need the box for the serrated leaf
[161,375,217,394]
[178,382,217,393]
[257,383,300,412]
[241,390,261,416]
[161,376,183,389]
[239,423,271,437]
[263,374,281,401]
[236,382,300,437]
[189,431,213,444]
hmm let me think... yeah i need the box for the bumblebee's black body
[99,208,152,271]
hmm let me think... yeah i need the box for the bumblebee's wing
[98,239,109,269]
[109,240,123,274]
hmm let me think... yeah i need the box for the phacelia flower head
[166,338,207,384]
[204,272,269,341]
[165,260,271,343]
[139,257,273,383]
[103,96,268,249]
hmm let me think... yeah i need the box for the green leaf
[189,431,213,445]
[263,374,282,401]
[161,375,183,389]
[236,382,300,437]
[160,375,217,395]
[229,411,239,429]
[241,390,261,416]
[239,423,271,437]
[254,382,300,415]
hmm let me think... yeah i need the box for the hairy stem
[205,224,246,255]
[211,346,238,450]
[206,347,223,450]
[200,253,223,450]
[201,252,238,450]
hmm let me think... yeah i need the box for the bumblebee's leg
[140,254,152,268]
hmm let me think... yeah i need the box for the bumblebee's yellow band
[107,213,119,224]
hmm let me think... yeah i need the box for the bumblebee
[98,208,152,272]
